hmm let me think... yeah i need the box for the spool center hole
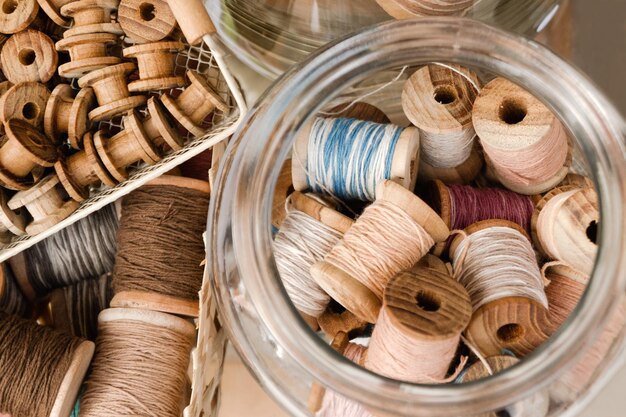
[499,99,527,125]
[586,220,598,244]
[434,86,457,105]
[497,323,524,343]
[22,102,39,120]
[139,2,156,21]
[416,290,441,312]
[18,48,36,66]
[2,0,17,14]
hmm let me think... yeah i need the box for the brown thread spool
[450,219,551,357]
[0,29,58,84]
[312,180,449,323]
[44,84,96,148]
[0,0,38,34]
[8,173,80,235]
[0,118,57,190]
[143,96,183,150]
[0,81,49,127]
[60,0,124,37]
[56,33,121,79]
[118,0,178,43]
[161,70,228,136]
[36,0,73,25]
[375,0,474,18]
[166,0,216,45]
[78,62,147,122]
[55,131,117,201]
[123,41,186,92]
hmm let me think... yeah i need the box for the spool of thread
[9,203,119,301]
[111,175,210,317]
[312,180,449,323]
[292,116,420,202]
[472,77,570,195]
[450,220,550,357]
[0,312,94,417]
[402,64,482,183]
[375,0,474,19]
[543,262,587,335]
[79,308,195,417]
[533,187,598,275]
[0,262,29,317]
[364,264,471,384]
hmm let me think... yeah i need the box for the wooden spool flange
[0,81,49,127]
[272,159,293,229]
[118,0,177,43]
[44,84,96,147]
[8,174,79,235]
[558,173,593,189]
[93,111,161,183]
[123,41,186,92]
[161,70,228,136]
[37,0,73,25]
[56,32,121,78]
[55,132,117,201]
[0,0,38,34]
[0,29,58,84]
[0,119,57,190]
[375,0,474,19]
[166,0,216,45]
[110,176,211,317]
[311,180,449,323]
[60,0,123,37]
[143,96,183,150]
[78,62,147,122]
[0,187,27,241]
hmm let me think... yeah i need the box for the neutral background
[217,1,626,416]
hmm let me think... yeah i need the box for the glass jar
[209,18,626,417]
[206,0,562,78]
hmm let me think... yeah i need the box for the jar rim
[212,17,626,416]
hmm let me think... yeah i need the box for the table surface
[218,2,626,416]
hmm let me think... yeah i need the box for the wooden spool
[450,219,550,357]
[311,180,449,323]
[37,0,73,25]
[272,159,293,229]
[0,29,58,84]
[161,70,228,136]
[376,0,474,18]
[44,84,96,147]
[93,111,161,183]
[110,176,210,317]
[56,32,121,79]
[166,0,216,45]
[0,0,38,34]
[51,338,95,417]
[118,0,177,43]
[0,81,49,127]
[123,41,186,92]
[143,96,183,150]
[78,62,147,122]
[55,132,117,202]
[61,0,123,37]
[0,187,27,241]
[532,187,598,275]
[472,77,570,195]
[457,356,550,417]
[0,119,57,190]
[543,262,587,335]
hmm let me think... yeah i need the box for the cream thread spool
[0,29,58,84]
[118,0,178,43]
[37,0,73,25]
[311,180,449,323]
[473,77,570,195]
[56,33,121,79]
[402,64,482,184]
[375,0,474,18]
[123,41,186,92]
[0,81,50,127]
[0,0,38,34]
[60,0,124,37]
[450,220,551,357]
[44,84,96,148]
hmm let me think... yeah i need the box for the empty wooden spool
[44,84,96,148]
[8,174,80,235]
[0,29,58,84]
[0,187,27,242]
[0,81,49,127]
[161,70,228,136]
[61,0,123,37]
[55,132,117,201]
[123,41,186,92]
[37,0,73,25]
[118,0,177,43]
[0,0,38,34]
[375,0,474,18]
[78,62,147,121]
[143,96,183,150]
[56,32,121,78]
[0,119,57,190]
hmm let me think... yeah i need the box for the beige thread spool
[44,84,96,148]
[56,33,121,79]
[118,0,178,43]
[161,70,228,136]
[311,180,449,323]
[473,77,570,195]
[8,174,80,235]
[55,132,117,202]
[375,0,474,18]
[0,81,49,127]
[402,64,482,184]
[78,62,147,122]
[123,41,186,92]
[0,0,38,34]
[0,29,58,84]
[61,0,123,37]
[37,0,73,25]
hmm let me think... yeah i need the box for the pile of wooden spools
[273,64,619,416]
[0,0,226,240]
